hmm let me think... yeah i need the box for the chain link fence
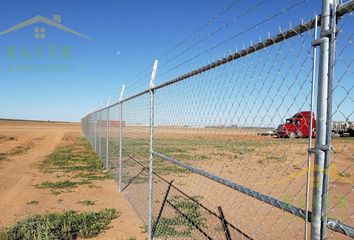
[81,1,353,239]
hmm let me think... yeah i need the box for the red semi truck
[276,111,354,138]
[276,111,316,138]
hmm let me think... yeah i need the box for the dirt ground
[0,119,146,240]
[114,125,353,239]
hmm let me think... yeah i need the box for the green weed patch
[0,143,33,162]
[0,208,118,240]
[38,137,110,195]
[6,143,33,156]
[25,200,39,205]
[77,200,96,206]
[154,196,205,238]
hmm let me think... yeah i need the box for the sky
[1,0,351,123]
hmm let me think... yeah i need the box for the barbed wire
[157,0,268,71]
[104,0,242,102]
[158,0,307,80]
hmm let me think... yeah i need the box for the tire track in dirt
[0,130,65,225]
[0,120,146,240]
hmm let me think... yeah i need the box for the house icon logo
[0,14,94,40]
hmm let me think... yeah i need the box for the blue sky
[0,0,345,122]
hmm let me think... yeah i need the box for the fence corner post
[311,0,337,239]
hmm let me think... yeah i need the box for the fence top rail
[83,0,354,118]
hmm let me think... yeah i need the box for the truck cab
[277,111,316,138]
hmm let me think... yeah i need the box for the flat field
[1,119,351,239]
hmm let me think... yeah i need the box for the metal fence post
[311,0,336,239]
[305,15,319,240]
[148,60,158,240]
[89,113,95,149]
[99,109,102,160]
[94,112,97,153]
[119,84,125,192]
[321,0,338,238]
[106,107,110,170]
[92,115,94,148]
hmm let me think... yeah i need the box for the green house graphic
[0,14,93,40]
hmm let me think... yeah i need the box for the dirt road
[0,120,145,240]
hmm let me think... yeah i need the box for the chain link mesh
[149,25,314,239]
[80,2,354,239]
[120,94,150,224]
